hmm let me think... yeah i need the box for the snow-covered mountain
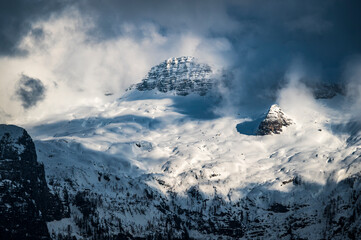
[2,57,361,239]
[131,56,215,96]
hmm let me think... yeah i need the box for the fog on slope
[344,57,361,118]
[277,62,327,124]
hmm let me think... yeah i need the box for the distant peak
[257,104,293,135]
[134,56,214,96]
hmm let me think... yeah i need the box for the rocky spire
[257,104,293,135]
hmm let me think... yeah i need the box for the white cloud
[0,9,231,124]
[277,61,326,125]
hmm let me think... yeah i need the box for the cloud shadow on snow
[236,117,264,136]
[122,91,221,120]
[170,95,220,120]
[29,114,164,138]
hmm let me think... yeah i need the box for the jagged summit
[257,104,293,135]
[134,56,214,96]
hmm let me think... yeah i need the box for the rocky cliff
[0,124,65,240]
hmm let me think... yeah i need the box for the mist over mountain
[0,0,361,123]
[0,55,358,239]
[1,1,361,240]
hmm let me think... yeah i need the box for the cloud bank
[0,0,360,123]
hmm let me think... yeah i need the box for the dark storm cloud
[4,0,360,71]
[74,0,238,38]
[73,1,361,92]
[214,0,361,112]
[0,0,68,56]
[3,0,361,112]
[226,0,361,80]
[16,75,46,109]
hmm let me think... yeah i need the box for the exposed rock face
[0,124,64,240]
[135,56,214,96]
[308,83,345,99]
[257,104,293,135]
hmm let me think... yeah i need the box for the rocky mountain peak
[0,124,36,162]
[135,56,214,96]
[257,104,293,135]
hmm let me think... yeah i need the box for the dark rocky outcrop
[0,124,65,240]
[257,104,293,135]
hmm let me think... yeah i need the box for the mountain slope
[5,57,360,239]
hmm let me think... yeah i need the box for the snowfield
[18,87,361,239]
[10,56,360,239]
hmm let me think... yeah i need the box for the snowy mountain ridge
[2,57,361,239]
